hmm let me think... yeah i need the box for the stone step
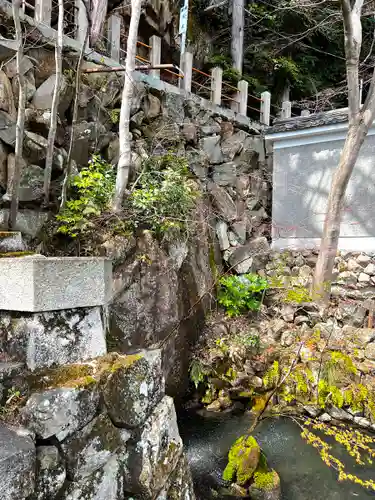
[0,231,25,253]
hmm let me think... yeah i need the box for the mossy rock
[249,470,281,500]
[222,435,260,486]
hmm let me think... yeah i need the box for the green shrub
[129,153,199,236]
[218,274,268,317]
[56,155,115,238]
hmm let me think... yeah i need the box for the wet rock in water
[103,349,165,429]
[222,435,260,486]
[35,446,66,500]
[123,395,183,498]
[61,414,124,482]
[0,423,35,500]
[20,385,100,441]
[248,470,281,500]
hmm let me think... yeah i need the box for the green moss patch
[253,470,280,491]
[222,435,260,486]
[0,251,35,258]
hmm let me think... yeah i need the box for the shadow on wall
[272,134,375,246]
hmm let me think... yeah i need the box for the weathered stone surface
[20,385,100,441]
[61,454,124,500]
[364,263,375,275]
[229,237,270,274]
[18,163,44,202]
[23,131,48,163]
[0,231,24,252]
[199,136,223,164]
[0,110,16,146]
[181,123,197,143]
[143,93,161,120]
[0,423,35,500]
[231,220,247,245]
[4,56,33,79]
[0,256,112,312]
[358,272,371,283]
[70,121,111,166]
[155,453,196,500]
[208,182,237,221]
[62,414,124,481]
[0,361,24,381]
[365,342,375,360]
[0,209,48,237]
[186,148,208,180]
[248,470,281,500]
[216,220,230,250]
[103,349,165,428]
[12,69,36,104]
[0,139,7,189]
[0,70,15,118]
[328,406,353,421]
[32,74,73,115]
[2,153,26,202]
[221,130,247,161]
[212,162,237,186]
[123,396,183,497]
[35,446,66,500]
[0,307,106,370]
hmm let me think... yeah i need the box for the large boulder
[229,237,270,274]
[0,209,48,237]
[23,131,48,163]
[0,423,35,500]
[0,307,106,371]
[221,130,248,161]
[3,154,44,202]
[12,68,36,104]
[123,396,183,498]
[62,414,125,481]
[208,182,237,221]
[20,385,100,441]
[103,349,165,428]
[35,446,66,500]
[32,74,73,116]
[0,110,16,146]
[212,162,237,186]
[61,454,124,500]
[199,136,223,164]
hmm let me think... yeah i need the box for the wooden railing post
[180,51,193,92]
[75,0,90,47]
[211,67,222,106]
[107,14,121,62]
[35,0,52,25]
[281,100,291,119]
[149,35,161,79]
[260,91,271,125]
[238,79,248,116]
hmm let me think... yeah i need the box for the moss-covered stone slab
[123,396,183,498]
[155,453,196,500]
[20,385,100,441]
[248,469,281,500]
[103,349,165,429]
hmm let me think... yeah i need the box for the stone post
[260,91,271,125]
[237,79,248,116]
[301,109,310,117]
[180,51,193,92]
[75,0,89,47]
[211,67,222,106]
[281,100,292,119]
[34,0,52,26]
[149,35,161,79]
[107,14,121,62]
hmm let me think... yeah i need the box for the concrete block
[0,231,24,252]
[0,256,112,312]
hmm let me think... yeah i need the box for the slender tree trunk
[312,0,375,299]
[90,0,108,46]
[60,2,89,211]
[43,0,63,204]
[9,0,25,230]
[112,0,142,212]
[231,0,244,74]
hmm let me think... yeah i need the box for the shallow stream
[178,409,375,500]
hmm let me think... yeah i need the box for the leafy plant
[218,274,268,317]
[189,359,209,389]
[129,153,198,236]
[234,331,261,351]
[56,155,115,237]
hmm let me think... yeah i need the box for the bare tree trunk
[43,0,63,204]
[313,0,375,299]
[60,2,89,211]
[9,0,25,230]
[231,0,244,73]
[90,0,107,46]
[112,0,142,212]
